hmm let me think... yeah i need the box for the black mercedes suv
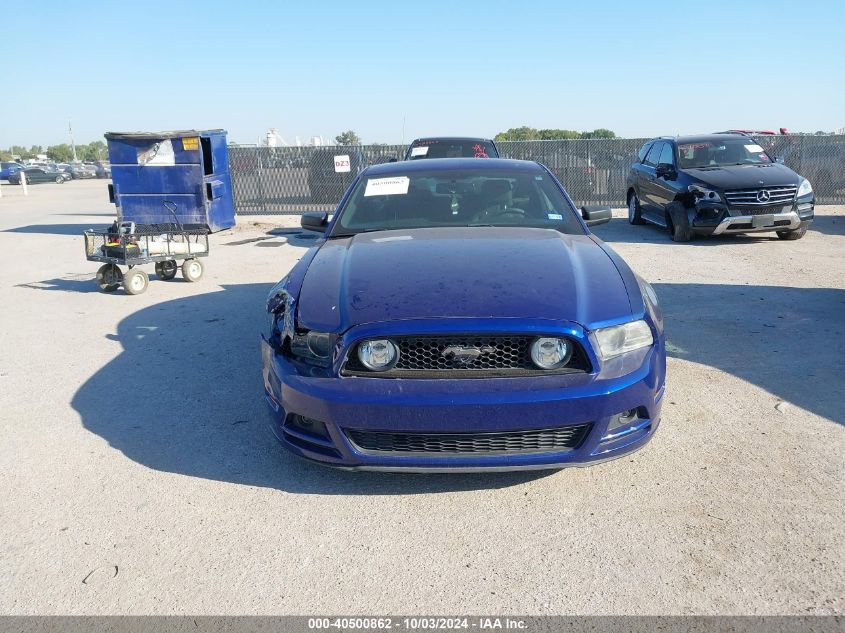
[626,134,814,241]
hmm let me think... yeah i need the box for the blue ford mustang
[262,158,666,471]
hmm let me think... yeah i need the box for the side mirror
[301,212,328,232]
[774,155,785,164]
[655,163,676,179]
[581,205,612,227]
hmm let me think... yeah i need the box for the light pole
[69,121,77,162]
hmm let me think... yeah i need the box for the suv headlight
[688,184,722,202]
[593,320,654,360]
[797,178,812,197]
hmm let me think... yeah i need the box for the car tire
[123,268,149,295]
[182,258,204,282]
[95,264,122,292]
[627,191,645,225]
[776,226,807,241]
[55,176,64,184]
[155,260,178,280]
[667,202,693,242]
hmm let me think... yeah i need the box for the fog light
[358,339,399,371]
[530,337,572,369]
[606,408,640,433]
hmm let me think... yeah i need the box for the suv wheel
[667,202,693,242]
[777,226,807,241]
[627,191,645,225]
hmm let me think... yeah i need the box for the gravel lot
[0,179,842,615]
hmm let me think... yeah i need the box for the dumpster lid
[105,130,225,140]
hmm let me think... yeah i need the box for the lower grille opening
[345,424,592,456]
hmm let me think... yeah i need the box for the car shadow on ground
[72,281,845,494]
[808,214,845,236]
[71,283,550,494]
[591,218,779,245]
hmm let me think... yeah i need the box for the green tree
[494,127,540,141]
[29,145,43,157]
[581,128,616,139]
[47,144,74,162]
[335,130,361,145]
[538,129,581,140]
[0,150,11,161]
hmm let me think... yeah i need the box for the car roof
[365,157,542,176]
[410,136,495,143]
[655,133,758,145]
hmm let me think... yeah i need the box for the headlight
[688,184,722,202]
[357,339,399,371]
[290,330,335,367]
[530,337,572,369]
[797,178,813,197]
[593,320,654,360]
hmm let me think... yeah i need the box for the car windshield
[331,167,584,236]
[677,138,773,168]
[408,140,497,160]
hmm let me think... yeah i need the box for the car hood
[296,227,632,332]
[686,162,800,190]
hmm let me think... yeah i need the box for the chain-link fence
[230,135,845,214]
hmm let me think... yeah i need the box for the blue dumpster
[105,130,235,232]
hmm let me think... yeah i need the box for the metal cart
[84,219,209,295]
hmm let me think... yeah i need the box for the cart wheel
[95,264,123,292]
[155,260,178,280]
[123,268,149,295]
[182,258,204,282]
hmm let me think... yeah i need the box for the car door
[651,141,678,211]
[27,169,46,183]
[638,142,664,218]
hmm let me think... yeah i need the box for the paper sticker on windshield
[548,213,563,220]
[744,144,764,153]
[137,140,175,166]
[410,146,429,157]
[364,176,409,197]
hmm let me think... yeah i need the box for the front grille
[345,424,592,455]
[343,335,591,378]
[723,185,797,208]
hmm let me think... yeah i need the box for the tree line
[494,127,616,141]
[0,141,108,163]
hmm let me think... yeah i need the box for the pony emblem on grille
[441,345,496,365]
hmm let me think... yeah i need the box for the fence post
[21,170,28,196]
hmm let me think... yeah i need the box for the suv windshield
[332,168,584,236]
[407,140,497,160]
[677,138,773,169]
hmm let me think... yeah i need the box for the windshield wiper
[327,228,386,238]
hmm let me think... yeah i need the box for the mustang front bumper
[261,334,665,472]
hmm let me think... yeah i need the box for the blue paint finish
[105,129,235,232]
[263,159,666,471]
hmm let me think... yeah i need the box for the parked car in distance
[626,134,814,241]
[264,158,665,471]
[70,163,98,179]
[404,137,499,160]
[93,160,112,178]
[0,161,24,179]
[8,166,71,184]
[307,147,365,204]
